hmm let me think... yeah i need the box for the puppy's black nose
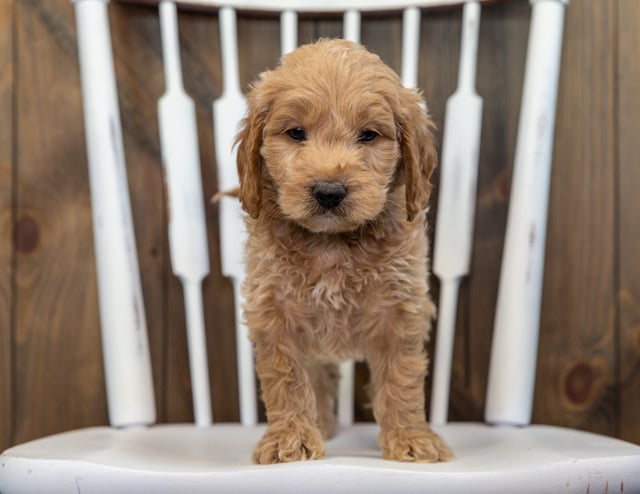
[312,182,347,209]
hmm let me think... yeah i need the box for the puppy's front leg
[366,311,452,463]
[251,331,325,464]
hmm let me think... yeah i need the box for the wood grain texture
[13,0,107,443]
[535,0,617,436]
[0,0,14,453]
[617,0,640,444]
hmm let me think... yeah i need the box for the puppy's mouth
[300,210,355,234]
[317,206,347,218]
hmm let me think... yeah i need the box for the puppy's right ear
[236,93,268,219]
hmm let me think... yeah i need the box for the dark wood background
[1,0,639,452]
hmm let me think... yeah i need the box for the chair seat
[2,423,639,493]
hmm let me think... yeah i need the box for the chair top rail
[119,0,497,14]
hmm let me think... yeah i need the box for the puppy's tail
[211,187,240,203]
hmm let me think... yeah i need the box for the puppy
[235,39,451,464]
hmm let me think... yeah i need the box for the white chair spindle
[158,0,212,427]
[401,6,421,89]
[73,0,156,428]
[430,1,482,426]
[281,10,298,55]
[213,6,258,426]
[485,0,568,426]
[343,9,361,44]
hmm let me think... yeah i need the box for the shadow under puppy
[235,38,451,464]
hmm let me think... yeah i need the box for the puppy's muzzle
[312,181,347,210]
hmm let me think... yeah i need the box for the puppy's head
[236,39,436,232]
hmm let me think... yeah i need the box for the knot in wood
[13,215,40,254]
[563,361,599,410]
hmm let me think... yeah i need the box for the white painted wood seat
[4,423,640,493]
[2,0,640,493]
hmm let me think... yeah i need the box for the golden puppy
[235,39,451,464]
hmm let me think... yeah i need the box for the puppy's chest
[299,248,376,312]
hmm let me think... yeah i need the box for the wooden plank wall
[0,0,14,453]
[617,0,640,442]
[535,0,618,437]
[12,0,106,443]
[1,0,639,451]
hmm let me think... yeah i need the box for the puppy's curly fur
[235,39,451,464]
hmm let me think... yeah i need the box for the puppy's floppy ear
[396,93,438,222]
[236,86,269,219]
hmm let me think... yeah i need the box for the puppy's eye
[358,129,379,143]
[286,127,306,141]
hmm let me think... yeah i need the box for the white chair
[2,0,640,492]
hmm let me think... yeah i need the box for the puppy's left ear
[397,94,438,222]
[236,88,269,219]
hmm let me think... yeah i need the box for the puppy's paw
[253,421,325,464]
[380,425,453,463]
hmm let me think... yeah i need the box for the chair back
[72,0,567,430]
